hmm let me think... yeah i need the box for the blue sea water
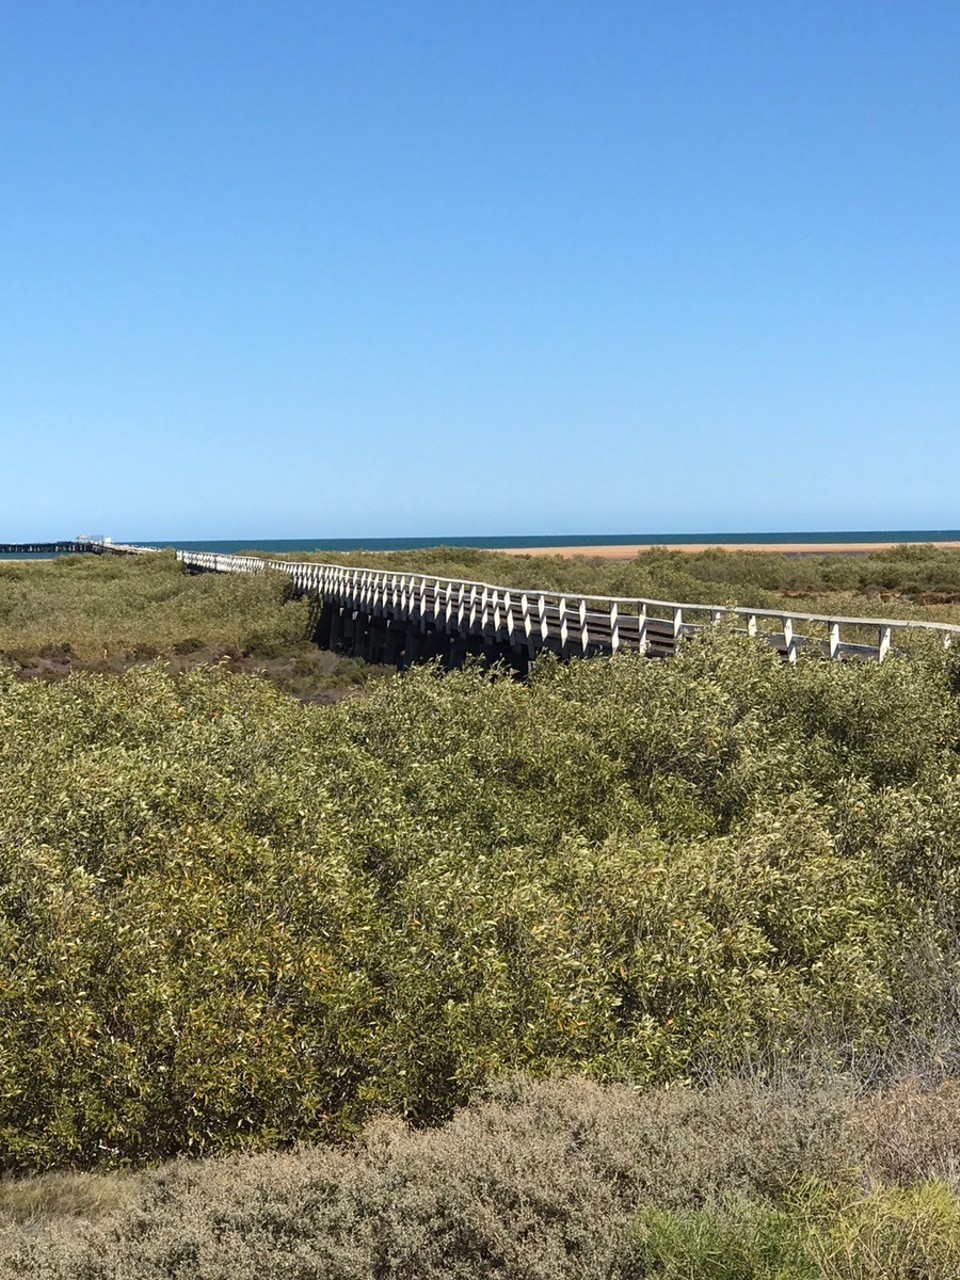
[132,531,960,555]
[1,551,68,560]
[6,532,960,558]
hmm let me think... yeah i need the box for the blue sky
[3,2,958,540]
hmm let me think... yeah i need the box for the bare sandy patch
[501,541,960,560]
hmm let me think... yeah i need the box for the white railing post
[610,602,620,653]
[637,603,648,654]
[829,621,840,660]
[783,616,797,664]
[579,598,589,653]
[878,624,892,662]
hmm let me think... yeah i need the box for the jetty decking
[173,549,960,669]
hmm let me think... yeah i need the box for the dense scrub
[2,631,960,1169]
[0,552,385,697]
[1,1076,959,1278]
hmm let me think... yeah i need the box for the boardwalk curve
[174,549,960,670]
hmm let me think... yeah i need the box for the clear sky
[2,2,958,540]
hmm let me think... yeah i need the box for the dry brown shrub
[3,1076,959,1278]
[0,1076,864,1280]
[854,1077,960,1186]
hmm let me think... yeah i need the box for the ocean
[131,531,960,554]
[4,532,960,558]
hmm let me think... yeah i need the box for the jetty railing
[173,550,960,663]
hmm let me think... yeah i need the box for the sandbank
[501,541,960,560]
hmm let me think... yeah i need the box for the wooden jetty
[0,541,96,554]
[0,538,161,556]
[173,549,960,670]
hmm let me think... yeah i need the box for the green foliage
[632,1199,816,1279]
[1,631,959,1168]
[810,1180,960,1280]
[633,1182,960,1280]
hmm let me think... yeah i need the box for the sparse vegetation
[0,551,388,698]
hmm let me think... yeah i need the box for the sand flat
[501,541,960,560]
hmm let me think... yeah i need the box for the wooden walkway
[0,541,100,554]
[174,550,960,667]
[0,540,155,555]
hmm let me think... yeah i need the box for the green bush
[632,1181,960,1280]
[632,1199,815,1279]
[1,631,959,1167]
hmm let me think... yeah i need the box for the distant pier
[0,539,151,556]
[0,541,100,555]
